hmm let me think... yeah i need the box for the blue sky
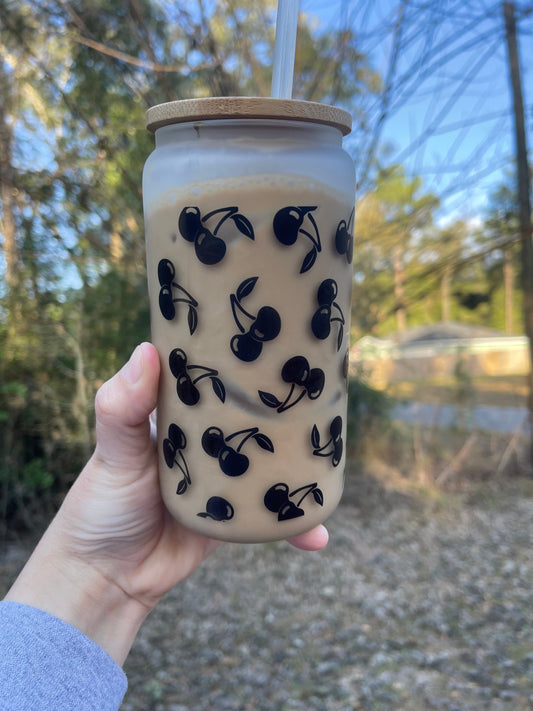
[301,0,533,222]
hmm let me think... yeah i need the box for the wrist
[4,528,149,666]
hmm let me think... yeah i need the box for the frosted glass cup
[143,98,355,542]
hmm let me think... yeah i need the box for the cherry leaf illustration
[176,479,188,496]
[211,377,226,403]
[337,324,343,352]
[258,390,282,409]
[311,424,320,449]
[300,247,317,274]
[232,213,255,240]
[253,432,275,452]
[188,305,198,335]
[236,276,258,302]
[313,488,324,506]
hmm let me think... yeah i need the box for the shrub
[346,376,392,456]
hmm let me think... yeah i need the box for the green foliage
[351,163,525,339]
[81,269,151,380]
[347,376,392,455]
[21,459,54,492]
[352,165,440,336]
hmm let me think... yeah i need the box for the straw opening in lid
[145,97,352,136]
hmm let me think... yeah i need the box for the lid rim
[145,97,352,136]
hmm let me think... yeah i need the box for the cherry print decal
[201,426,274,477]
[157,258,198,332]
[311,278,345,351]
[178,206,254,265]
[169,348,225,405]
[273,206,321,273]
[258,356,325,413]
[230,277,281,362]
[162,423,191,494]
[311,416,343,467]
[264,481,324,521]
[197,496,235,521]
[342,348,350,391]
[334,207,355,263]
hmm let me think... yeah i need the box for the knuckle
[94,379,118,423]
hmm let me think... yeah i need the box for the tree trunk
[504,248,514,333]
[57,320,93,462]
[393,246,407,331]
[441,266,452,322]
[0,71,19,292]
[504,1,533,467]
[72,322,93,462]
[110,230,124,263]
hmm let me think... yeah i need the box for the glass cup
[143,98,355,542]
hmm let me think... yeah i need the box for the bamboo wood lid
[146,97,352,135]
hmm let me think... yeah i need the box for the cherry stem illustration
[225,427,259,451]
[230,294,254,332]
[290,482,318,507]
[299,228,319,248]
[332,303,345,323]
[175,451,191,483]
[306,211,321,251]
[278,384,307,413]
[172,297,196,308]
[202,206,238,235]
[347,206,355,231]
[171,283,198,307]
[314,437,334,455]
[189,365,218,383]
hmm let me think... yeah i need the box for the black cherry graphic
[162,423,191,494]
[230,277,281,362]
[264,481,324,521]
[202,426,274,477]
[258,356,325,413]
[342,348,350,391]
[273,206,321,273]
[169,348,225,406]
[157,258,198,333]
[197,496,235,521]
[178,206,254,265]
[311,416,343,467]
[335,207,355,263]
[311,278,345,351]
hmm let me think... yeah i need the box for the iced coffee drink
[143,98,355,542]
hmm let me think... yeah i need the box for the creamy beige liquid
[145,174,354,542]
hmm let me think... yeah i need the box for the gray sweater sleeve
[0,601,128,711]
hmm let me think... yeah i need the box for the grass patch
[347,373,533,498]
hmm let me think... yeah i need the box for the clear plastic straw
[271,0,300,99]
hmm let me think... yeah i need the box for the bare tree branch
[358,0,407,188]
[70,34,186,73]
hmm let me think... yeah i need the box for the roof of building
[392,322,507,345]
[353,322,527,359]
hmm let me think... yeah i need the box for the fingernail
[318,524,329,545]
[121,344,144,384]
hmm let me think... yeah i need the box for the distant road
[392,402,529,434]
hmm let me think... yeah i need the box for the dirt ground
[1,469,532,711]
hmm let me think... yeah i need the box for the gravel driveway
[121,471,533,711]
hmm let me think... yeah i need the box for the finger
[94,342,160,470]
[287,524,329,551]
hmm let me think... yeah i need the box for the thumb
[94,342,161,471]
